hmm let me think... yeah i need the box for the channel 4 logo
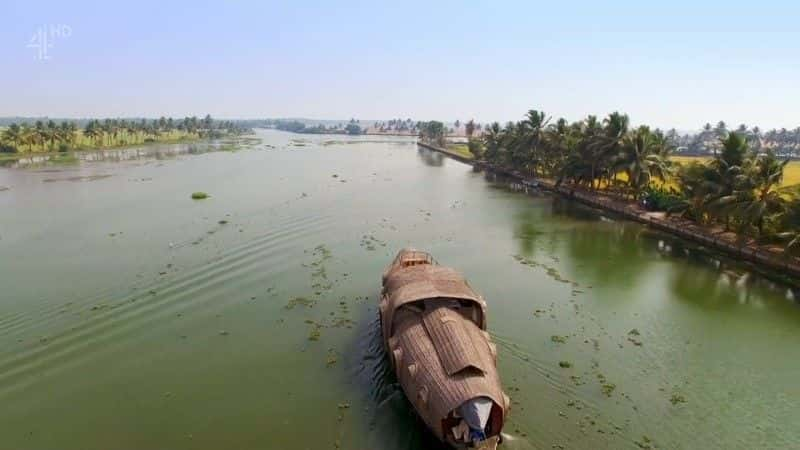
[27,24,72,61]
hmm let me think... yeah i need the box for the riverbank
[0,136,199,162]
[0,132,263,164]
[418,140,800,282]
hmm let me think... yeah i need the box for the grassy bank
[445,143,475,160]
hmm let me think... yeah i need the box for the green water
[1,130,798,449]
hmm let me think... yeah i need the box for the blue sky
[2,0,800,130]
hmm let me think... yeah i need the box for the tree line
[0,115,249,153]
[274,118,364,135]
[669,121,800,157]
[470,109,799,248]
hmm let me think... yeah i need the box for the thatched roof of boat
[381,263,487,343]
[380,250,507,442]
[388,304,505,441]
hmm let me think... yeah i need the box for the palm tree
[482,122,503,163]
[84,121,102,146]
[589,112,629,189]
[465,120,475,138]
[102,119,113,146]
[58,121,75,149]
[2,123,22,151]
[704,132,755,230]
[542,118,572,177]
[33,121,47,150]
[517,110,549,176]
[714,121,727,139]
[670,162,719,223]
[45,120,59,150]
[620,126,673,199]
[19,125,36,151]
[734,151,790,236]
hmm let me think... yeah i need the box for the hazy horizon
[3,0,800,130]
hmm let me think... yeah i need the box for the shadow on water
[562,221,653,288]
[550,195,607,221]
[666,245,800,312]
[512,208,546,258]
[545,193,800,307]
[416,147,445,167]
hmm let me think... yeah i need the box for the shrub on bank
[642,186,683,212]
[468,138,484,159]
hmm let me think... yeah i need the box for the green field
[671,155,800,188]
[438,149,800,190]
[445,143,474,159]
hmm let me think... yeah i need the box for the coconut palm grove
[416,110,800,250]
[0,116,248,153]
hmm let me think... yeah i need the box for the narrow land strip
[417,140,800,282]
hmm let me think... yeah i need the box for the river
[1,129,798,449]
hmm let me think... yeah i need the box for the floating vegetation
[307,324,321,341]
[218,220,228,225]
[330,316,355,329]
[566,399,587,411]
[634,435,654,449]
[43,174,112,183]
[669,393,686,405]
[326,348,338,367]
[601,383,616,397]
[285,296,316,309]
[570,375,585,386]
[512,254,576,285]
[306,244,333,292]
[359,234,386,251]
[558,361,572,368]
[627,329,643,346]
[551,335,567,344]
[282,245,355,349]
[191,192,209,200]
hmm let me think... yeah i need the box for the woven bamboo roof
[381,263,487,343]
[379,249,507,443]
